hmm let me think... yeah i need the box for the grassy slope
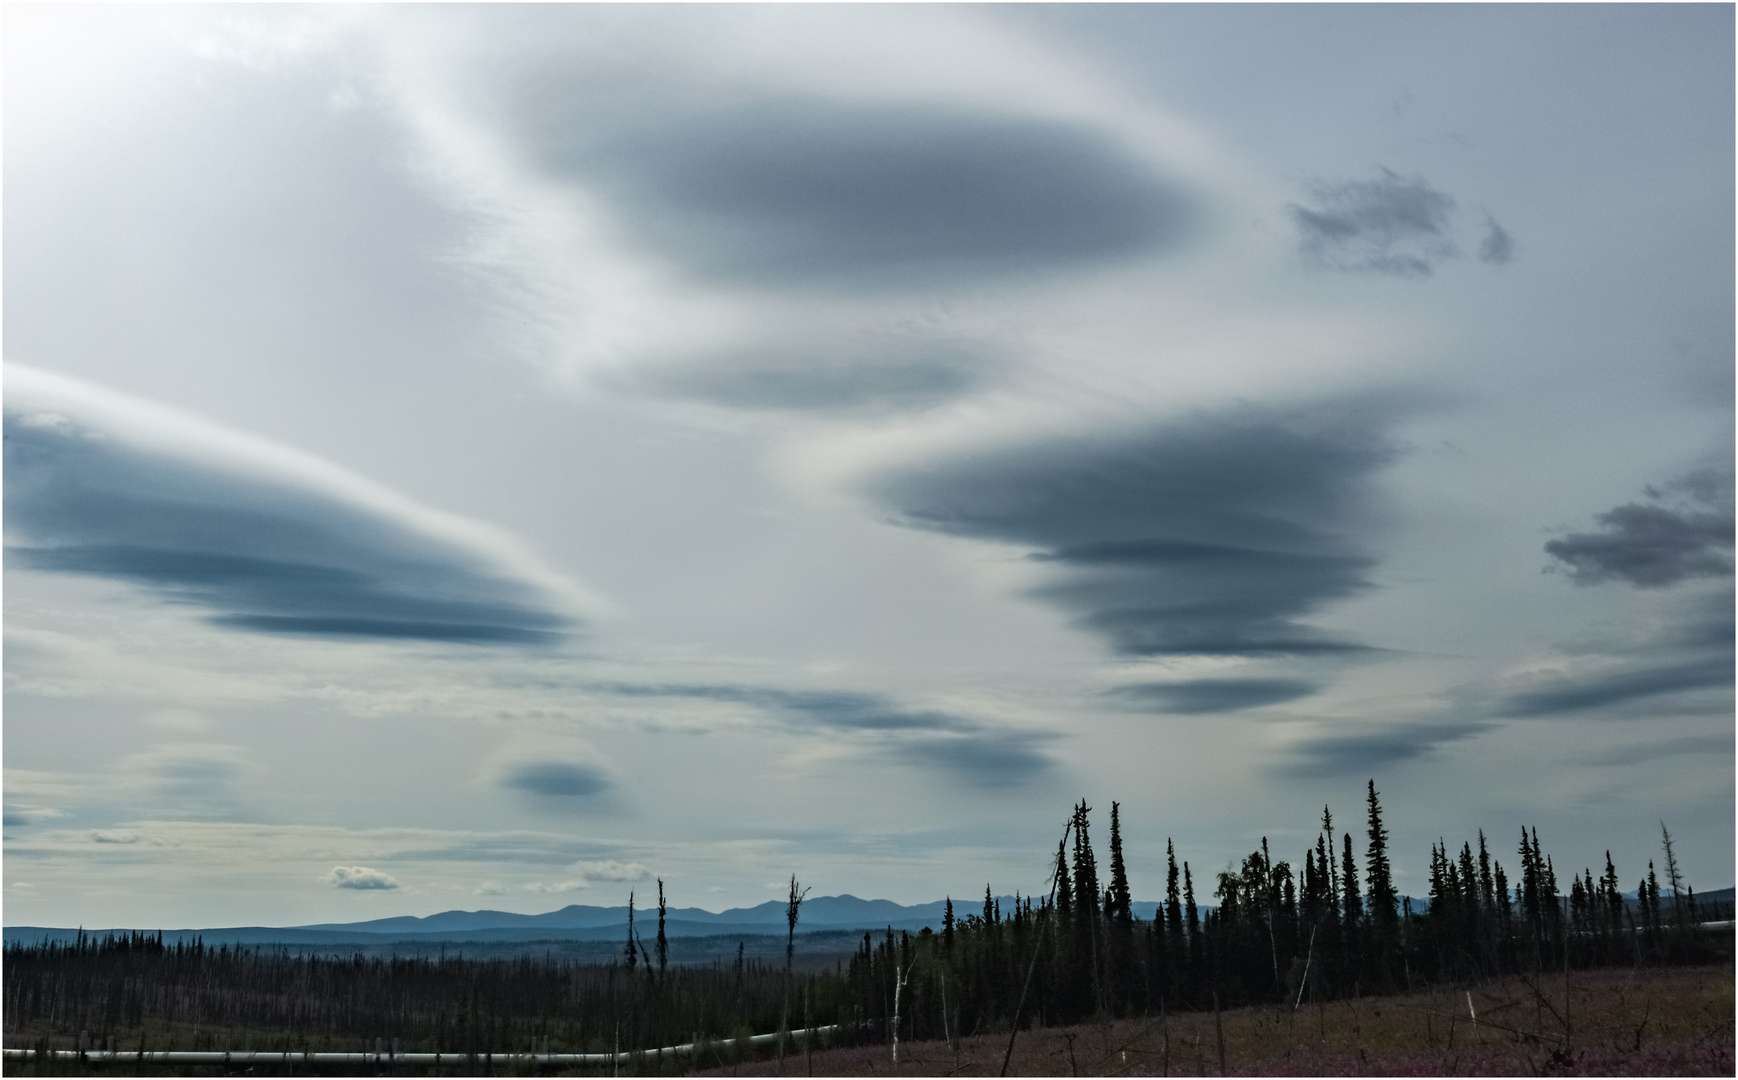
[718,961,1734,1077]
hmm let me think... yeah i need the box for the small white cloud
[475,881,508,896]
[18,411,72,432]
[525,879,589,894]
[90,829,141,844]
[325,866,400,890]
[566,859,651,883]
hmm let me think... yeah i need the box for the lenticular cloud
[4,365,590,646]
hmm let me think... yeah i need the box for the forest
[5,782,1729,1068]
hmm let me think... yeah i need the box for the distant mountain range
[5,894,1166,948]
[10,889,1725,950]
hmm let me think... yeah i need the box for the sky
[4,4,1732,930]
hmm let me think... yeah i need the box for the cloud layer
[555,100,1205,292]
[598,683,1053,786]
[5,367,582,646]
[618,335,992,414]
[1111,678,1320,715]
[872,398,1409,657]
[1498,590,1733,719]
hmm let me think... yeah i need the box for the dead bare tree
[779,874,811,1067]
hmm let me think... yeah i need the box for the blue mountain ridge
[5,895,1170,947]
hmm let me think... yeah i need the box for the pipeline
[3,1024,839,1067]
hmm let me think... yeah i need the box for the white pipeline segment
[2,1024,839,1066]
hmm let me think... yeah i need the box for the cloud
[89,829,141,844]
[1110,678,1320,714]
[496,762,614,798]
[325,866,400,890]
[566,859,652,883]
[1478,215,1515,265]
[118,743,254,803]
[1278,719,1492,777]
[1544,468,1733,588]
[3,804,64,827]
[1497,590,1733,719]
[891,731,1055,787]
[1289,169,1460,277]
[1502,653,1734,717]
[616,334,991,414]
[554,100,1205,292]
[596,682,1055,786]
[1582,733,1732,767]
[484,739,616,799]
[871,397,1413,657]
[525,879,589,894]
[5,365,586,646]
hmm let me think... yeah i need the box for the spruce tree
[625,892,638,971]
[1363,781,1398,935]
[1055,834,1074,921]
[1477,831,1495,915]
[656,878,668,974]
[1322,806,1339,902]
[1072,801,1101,922]
[1340,833,1362,925]
[1165,841,1183,943]
[1183,862,1199,938]
[1601,852,1622,932]
[1107,802,1133,928]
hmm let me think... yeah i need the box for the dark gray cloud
[618,336,990,413]
[872,398,1413,657]
[1110,677,1320,714]
[600,683,959,731]
[597,682,1053,786]
[553,100,1205,291]
[892,732,1054,787]
[1289,169,1460,277]
[497,761,614,798]
[1544,468,1733,588]
[1278,719,1492,778]
[4,408,574,646]
[1478,215,1515,265]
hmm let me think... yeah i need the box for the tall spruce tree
[1072,801,1101,921]
[1364,781,1398,935]
[1183,863,1199,937]
[625,892,638,971]
[1165,841,1183,943]
[1477,831,1495,914]
[1107,802,1133,928]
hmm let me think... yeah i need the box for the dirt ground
[699,962,1734,1077]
